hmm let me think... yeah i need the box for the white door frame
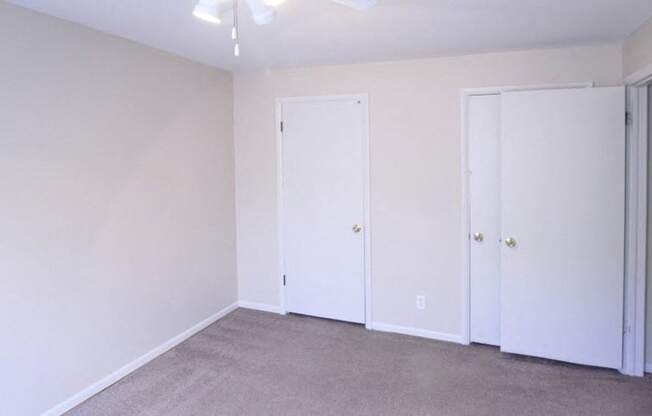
[460,81,647,376]
[622,85,648,376]
[275,94,372,328]
[623,66,651,376]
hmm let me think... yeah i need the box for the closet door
[468,94,501,346]
[500,87,625,369]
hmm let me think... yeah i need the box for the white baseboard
[238,300,285,315]
[646,363,652,374]
[42,302,239,416]
[370,321,463,344]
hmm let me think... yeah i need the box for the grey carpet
[68,309,652,416]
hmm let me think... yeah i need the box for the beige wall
[624,17,652,79]
[1,3,645,414]
[0,3,237,415]
[234,44,623,341]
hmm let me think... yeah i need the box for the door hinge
[280,121,284,133]
[283,275,286,286]
[626,112,633,126]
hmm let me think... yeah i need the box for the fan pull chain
[233,0,240,56]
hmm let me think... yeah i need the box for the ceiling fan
[193,0,378,56]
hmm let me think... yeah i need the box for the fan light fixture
[193,0,378,57]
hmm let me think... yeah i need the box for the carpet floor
[68,309,652,416]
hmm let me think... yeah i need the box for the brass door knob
[352,224,363,233]
[473,232,484,242]
[505,237,517,248]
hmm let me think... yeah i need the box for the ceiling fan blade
[245,0,276,25]
[330,0,378,11]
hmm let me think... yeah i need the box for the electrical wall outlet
[416,295,426,310]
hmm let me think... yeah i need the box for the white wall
[624,17,652,79]
[0,4,237,415]
[234,44,623,339]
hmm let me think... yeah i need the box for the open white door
[281,97,367,324]
[501,87,625,369]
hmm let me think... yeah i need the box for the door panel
[282,98,366,324]
[468,94,502,346]
[500,87,625,369]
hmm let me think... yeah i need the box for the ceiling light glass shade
[193,0,222,24]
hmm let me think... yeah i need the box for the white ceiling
[7,0,652,71]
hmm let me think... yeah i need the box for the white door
[281,97,366,324]
[500,87,625,369]
[468,94,502,346]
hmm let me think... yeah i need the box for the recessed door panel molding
[500,87,625,369]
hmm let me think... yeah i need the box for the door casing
[624,65,651,376]
[275,94,372,328]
